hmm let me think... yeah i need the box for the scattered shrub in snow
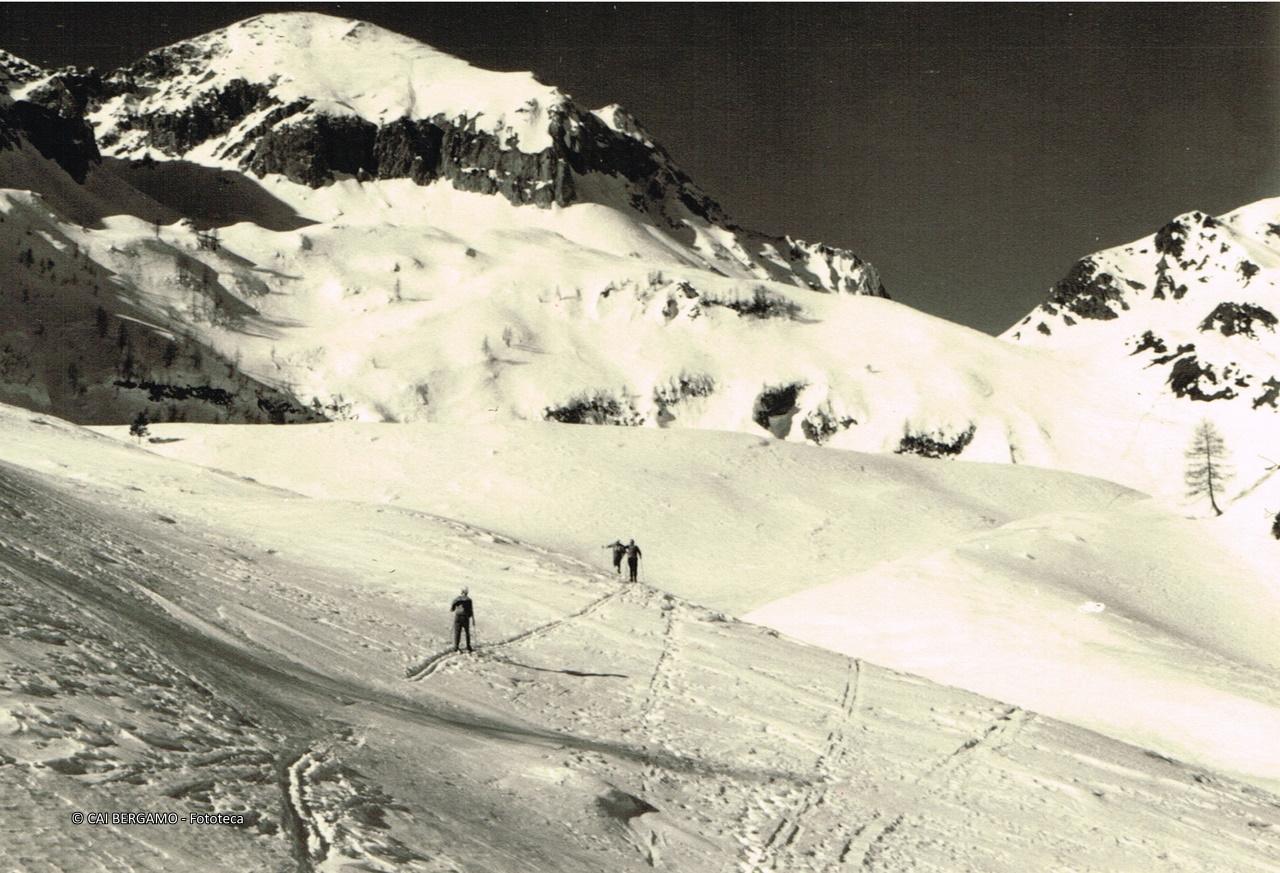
[1198,302,1277,339]
[115,379,235,407]
[129,410,150,443]
[752,383,804,437]
[800,405,856,445]
[652,373,715,422]
[704,286,804,320]
[895,423,977,459]
[544,391,643,426]
[1239,260,1259,284]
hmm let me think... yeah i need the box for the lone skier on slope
[451,587,475,653]
[604,539,626,575]
[624,539,642,583]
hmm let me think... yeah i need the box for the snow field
[0,404,1275,870]
[88,416,1280,796]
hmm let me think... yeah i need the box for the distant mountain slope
[36,13,886,296]
[1006,200,1280,416]
[1002,198,1280,511]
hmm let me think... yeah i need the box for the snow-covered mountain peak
[92,11,567,157]
[0,49,44,98]
[1006,199,1280,349]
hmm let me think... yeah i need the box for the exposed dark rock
[1130,331,1167,356]
[1047,258,1124,320]
[1239,260,1260,284]
[753,383,804,437]
[1037,322,1051,335]
[895,423,976,459]
[1151,343,1195,366]
[596,787,658,823]
[1199,302,1277,339]
[24,67,115,118]
[248,114,378,186]
[118,79,276,157]
[1167,357,1235,402]
[1154,219,1187,259]
[1254,377,1280,410]
[1,100,100,182]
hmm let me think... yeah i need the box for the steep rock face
[0,55,101,183]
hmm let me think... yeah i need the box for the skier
[450,587,475,653]
[624,539,642,583]
[603,539,626,575]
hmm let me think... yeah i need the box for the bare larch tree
[1184,419,1232,516]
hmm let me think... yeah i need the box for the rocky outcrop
[1047,257,1126,320]
[1167,356,1235,402]
[1199,302,1277,339]
[0,100,100,183]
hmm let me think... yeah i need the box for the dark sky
[3,3,1278,334]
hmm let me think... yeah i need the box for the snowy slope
[98,418,1280,793]
[0,139,1171,494]
[3,13,1276,504]
[53,13,884,295]
[2,403,1279,871]
[1004,199,1280,513]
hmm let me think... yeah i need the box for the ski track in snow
[405,583,627,681]
[632,588,682,868]
[732,658,865,873]
[841,705,1033,871]
[2,413,1280,871]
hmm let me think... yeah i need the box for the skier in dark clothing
[603,540,626,574]
[450,587,475,652]
[624,540,642,583]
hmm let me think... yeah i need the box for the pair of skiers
[604,539,643,582]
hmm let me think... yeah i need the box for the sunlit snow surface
[86,13,567,157]
[0,406,1274,870]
